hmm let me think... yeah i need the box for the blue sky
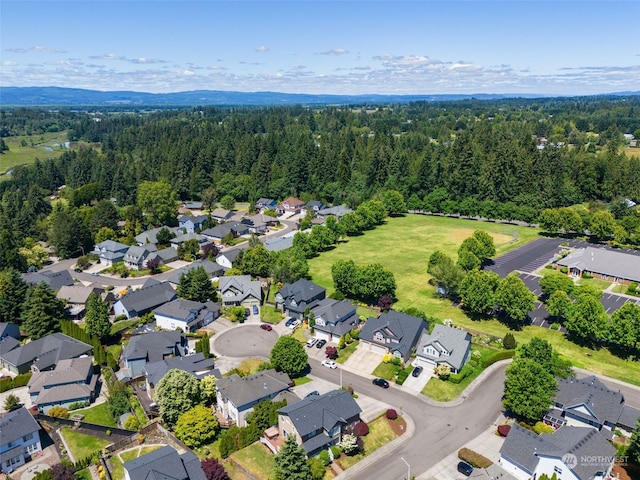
[1,1,639,95]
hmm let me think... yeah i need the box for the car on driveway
[315,339,327,349]
[412,366,423,378]
[91,272,99,276]
[284,318,294,327]
[457,461,473,476]
[321,360,337,369]
[74,268,82,273]
[288,319,300,330]
[252,305,259,315]
[260,324,272,331]
[372,378,389,388]
[305,390,320,398]
[306,337,318,348]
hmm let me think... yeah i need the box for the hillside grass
[307,214,640,386]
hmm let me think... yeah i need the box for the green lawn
[73,402,116,427]
[110,319,139,335]
[372,362,401,380]
[307,214,640,387]
[335,340,359,364]
[337,416,398,470]
[236,358,267,375]
[576,277,611,291]
[0,132,70,176]
[229,442,274,480]
[119,445,164,463]
[293,376,312,386]
[261,305,284,324]
[308,214,540,312]
[60,428,111,461]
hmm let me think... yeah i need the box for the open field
[0,132,69,176]
[623,147,639,159]
[308,214,640,386]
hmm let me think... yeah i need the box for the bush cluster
[385,409,398,420]
[480,349,516,368]
[458,447,493,468]
[353,422,370,437]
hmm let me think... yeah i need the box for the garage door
[314,330,330,342]
[362,341,388,356]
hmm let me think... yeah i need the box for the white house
[414,324,471,374]
[153,299,219,332]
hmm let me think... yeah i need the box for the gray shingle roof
[416,324,471,371]
[264,236,293,252]
[170,232,207,245]
[311,299,358,337]
[28,356,93,395]
[557,247,640,282]
[0,332,92,371]
[278,389,361,446]
[22,269,74,291]
[317,205,353,218]
[123,445,206,480]
[360,311,427,361]
[0,322,20,340]
[153,299,211,322]
[218,275,261,304]
[201,222,247,240]
[217,369,291,410]
[0,407,41,447]
[93,239,129,253]
[116,279,177,317]
[618,405,640,430]
[555,376,626,427]
[0,336,20,356]
[56,285,102,305]
[135,227,178,246]
[123,331,184,363]
[143,353,217,387]
[168,259,225,285]
[277,279,326,312]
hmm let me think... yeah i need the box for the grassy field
[623,147,640,159]
[60,427,111,461]
[308,214,540,312]
[0,132,70,176]
[307,214,640,386]
[229,442,274,480]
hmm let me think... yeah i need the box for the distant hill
[0,86,557,106]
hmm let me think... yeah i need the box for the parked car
[315,339,327,349]
[91,272,99,276]
[306,337,318,348]
[305,390,320,398]
[74,268,82,273]
[321,360,337,369]
[260,324,273,331]
[288,319,300,330]
[457,461,473,477]
[285,318,295,327]
[412,366,423,378]
[252,305,259,315]
[372,378,389,388]
[245,308,250,317]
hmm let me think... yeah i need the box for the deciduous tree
[503,358,557,424]
[201,458,229,480]
[155,369,202,427]
[460,270,499,314]
[137,180,178,227]
[270,335,308,378]
[495,273,536,323]
[174,404,219,448]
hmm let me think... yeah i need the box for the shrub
[481,349,516,368]
[533,422,554,435]
[497,425,511,437]
[628,282,639,295]
[458,447,492,468]
[318,449,331,466]
[396,369,410,385]
[124,416,140,431]
[582,272,593,279]
[329,290,345,301]
[382,353,393,364]
[560,267,568,274]
[350,329,360,340]
[330,445,341,458]
[385,409,398,420]
[68,401,89,411]
[353,422,369,437]
[502,333,517,349]
[47,406,70,418]
[550,322,561,331]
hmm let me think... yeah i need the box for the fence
[34,413,137,440]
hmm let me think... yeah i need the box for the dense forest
[1,96,640,272]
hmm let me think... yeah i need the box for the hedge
[0,372,33,393]
[449,364,475,384]
[396,369,410,385]
[458,447,492,468]
[481,349,516,368]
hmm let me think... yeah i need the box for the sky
[1,1,639,96]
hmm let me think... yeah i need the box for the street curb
[333,410,416,480]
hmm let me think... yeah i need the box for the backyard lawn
[60,428,111,462]
[73,402,116,427]
[229,442,274,480]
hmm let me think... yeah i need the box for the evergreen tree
[84,292,111,341]
[274,435,312,480]
[21,282,65,339]
[177,266,216,302]
[0,268,28,323]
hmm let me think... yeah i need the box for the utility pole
[401,457,410,480]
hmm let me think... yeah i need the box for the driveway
[342,347,383,376]
[402,366,432,393]
[0,385,31,413]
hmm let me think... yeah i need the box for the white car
[321,360,338,369]
[288,319,300,330]
[306,337,318,348]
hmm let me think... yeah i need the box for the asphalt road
[212,324,278,359]
[308,357,507,480]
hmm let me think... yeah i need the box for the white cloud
[128,57,165,64]
[89,53,124,61]
[319,48,349,56]
[4,48,27,54]
[31,45,66,53]
[1,61,17,66]
[256,45,269,52]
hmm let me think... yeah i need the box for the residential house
[123,445,206,480]
[113,278,177,319]
[0,323,20,358]
[153,299,220,332]
[135,226,178,246]
[255,198,278,212]
[148,246,179,265]
[311,299,358,343]
[316,205,354,220]
[122,330,186,377]
[556,246,640,285]
[143,353,218,400]
[277,389,362,455]
[218,275,262,309]
[22,269,73,291]
[28,356,98,413]
[241,213,276,234]
[56,284,104,319]
[124,245,158,270]
[414,324,472,374]
[499,424,615,480]
[169,232,208,248]
[182,201,203,211]
[359,311,427,362]
[167,259,226,286]
[178,214,208,234]
[0,407,42,474]
[275,279,326,320]
[216,369,292,427]
[210,208,235,223]
[201,222,248,244]
[307,200,326,214]
[543,375,640,436]
[215,249,242,270]
[277,197,306,216]
[92,239,129,267]
[264,235,294,252]
[0,332,92,375]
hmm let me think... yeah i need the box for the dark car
[252,305,259,315]
[457,461,473,477]
[372,378,389,388]
[245,308,250,317]
[315,339,327,349]
[74,268,82,273]
[305,390,320,398]
[285,318,295,327]
[260,324,272,331]
[412,366,423,378]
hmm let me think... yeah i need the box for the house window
[22,433,33,442]
[374,332,384,342]
[554,466,562,475]
[393,351,402,359]
[25,442,39,454]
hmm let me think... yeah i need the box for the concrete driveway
[342,347,383,376]
[402,366,432,393]
[0,386,31,413]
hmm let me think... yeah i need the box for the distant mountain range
[1,86,639,106]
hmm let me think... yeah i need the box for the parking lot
[485,237,565,277]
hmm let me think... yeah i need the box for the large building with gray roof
[123,445,206,480]
[359,311,427,362]
[556,246,640,284]
[277,389,362,455]
[499,424,615,480]
[153,299,219,333]
[22,269,73,291]
[275,279,326,320]
[0,407,42,474]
